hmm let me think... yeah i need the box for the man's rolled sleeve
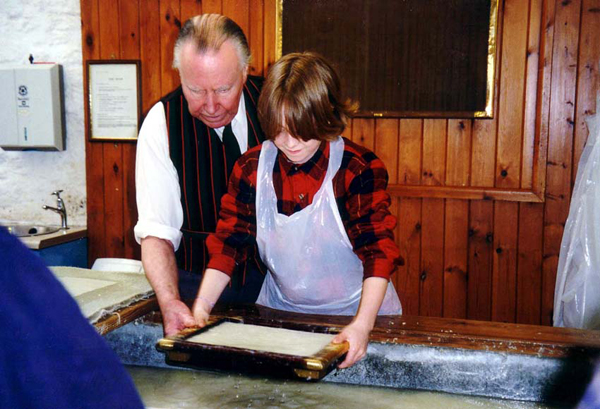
[134,102,183,250]
[134,221,183,250]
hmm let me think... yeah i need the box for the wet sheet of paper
[186,322,335,357]
[51,267,153,323]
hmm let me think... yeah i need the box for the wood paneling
[467,201,494,321]
[492,201,519,322]
[81,0,104,265]
[181,0,202,23]
[247,0,264,76]
[517,202,544,324]
[420,120,446,317]
[443,120,471,318]
[543,0,582,325]
[496,0,528,189]
[81,0,599,326]
[159,0,181,94]
[140,0,162,113]
[395,120,422,316]
[574,0,600,181]
[119,0,140,260]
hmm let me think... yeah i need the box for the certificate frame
[86,60,141,141]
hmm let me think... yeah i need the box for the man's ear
[242,65,249,83]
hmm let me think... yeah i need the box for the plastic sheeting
[553,97,600,329]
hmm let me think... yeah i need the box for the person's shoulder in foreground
[0,226,144,409]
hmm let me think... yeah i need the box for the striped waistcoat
[162,76,265,282]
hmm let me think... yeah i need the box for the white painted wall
[0,0,86,227]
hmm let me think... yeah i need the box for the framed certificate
[87,60,141,141]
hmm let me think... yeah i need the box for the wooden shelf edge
[388,184,545,203]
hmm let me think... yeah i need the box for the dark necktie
[222,123,242,176]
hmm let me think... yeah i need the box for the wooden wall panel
[420,199,445,317]
[521,0,543,190]
[263,0,277,71]
[81,0,104,265]
[99,0,125,258]
[352,118,375,151]
[223,0,250,44]
[574,0,600,179]
[422,120,447,186]
[374,119,403,311]
[467,45,500,321]
[81,0,599,326]
[542,0,582,325]
[395,120,422,315]
[467,201,494,320]
[398,120,422,185]
[375,119,399,183]
[496,0,529,189]
[159,0,181,94]
[341,118,353,140]
[181,0,202,23]
[202,0,222,14]
[247,0,264,76]
[443,120,471,318]
[420,120,446,317]
[140,0,162,113]
[396,197,422,316]
[517,202,544,324]
[515,0,545,323]
[119,0,141,260]
[443,200,469,318]
[492,201,519,322]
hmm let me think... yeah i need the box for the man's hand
[161,299,196,336]
[141,237,192,336]
[332,320,371,368]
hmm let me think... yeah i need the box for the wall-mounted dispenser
[0,64,65,151]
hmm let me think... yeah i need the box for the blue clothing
[578,360,600,409]
[0,226,144,409]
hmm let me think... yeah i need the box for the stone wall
[0,0,86,227]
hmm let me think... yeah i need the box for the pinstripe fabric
[162,76,265,284]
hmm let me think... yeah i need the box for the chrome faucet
[43,190,68,229]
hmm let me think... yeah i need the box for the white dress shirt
[134,95,248,251]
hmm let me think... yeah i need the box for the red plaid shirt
[206,137,403,280]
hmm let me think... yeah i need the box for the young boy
[193,52,403,368]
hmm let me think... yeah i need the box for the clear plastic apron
[255,137,402,315]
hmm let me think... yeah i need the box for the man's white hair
[173,14,251,71]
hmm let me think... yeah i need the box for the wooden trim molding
[387,184,544,203]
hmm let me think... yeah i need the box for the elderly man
[134,14,265,336]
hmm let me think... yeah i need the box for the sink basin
[5,225,61,237]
